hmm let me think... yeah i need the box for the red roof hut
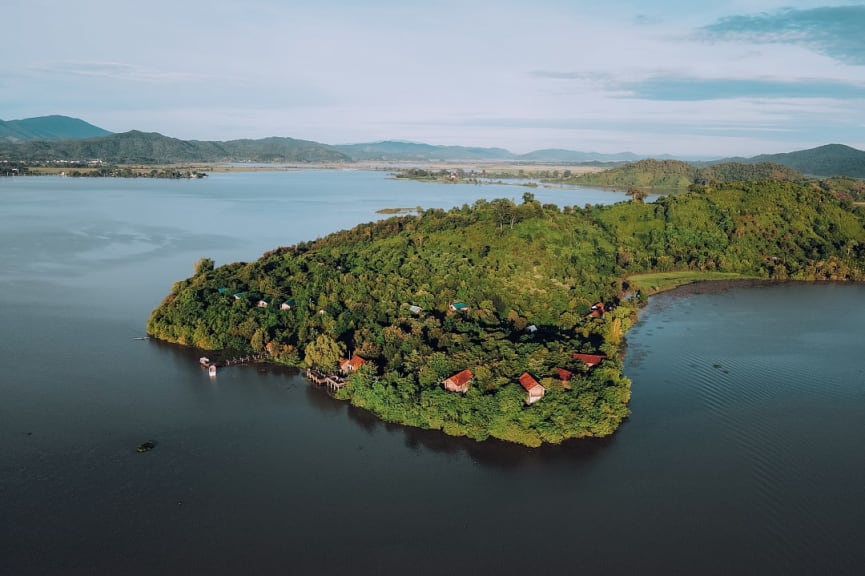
[443,369,473,393]
[572,353,606,368]
[339,355,366,374]
[519,372,545,405]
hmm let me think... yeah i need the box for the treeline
[147,182,865,446]
[564,160,804,189]
[1,162,207,178]
[392,160,807,191]
[0,130,350,164]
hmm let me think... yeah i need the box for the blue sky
[2,0,864,156]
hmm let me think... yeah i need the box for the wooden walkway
[306,368,346,391]
[197,356,345,393]
[199,354,267,375]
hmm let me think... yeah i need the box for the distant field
[375,207,418,214]
[627,271,759,295]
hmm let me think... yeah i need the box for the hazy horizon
[3,1,864,157]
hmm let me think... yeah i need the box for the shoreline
[6,161,607,176]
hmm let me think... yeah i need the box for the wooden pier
[306,368,346,391]
[199,353,267,375]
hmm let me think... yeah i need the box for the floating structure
[136,441,155,453]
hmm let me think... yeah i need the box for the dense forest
[147,182,865,446]
[0,130,350,164]
[562,160,804,189]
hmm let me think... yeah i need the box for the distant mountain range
[0,115,112,142]
[711,144,865,179]
[1,115,864,177]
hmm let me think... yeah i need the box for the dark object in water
[136,441,156,453]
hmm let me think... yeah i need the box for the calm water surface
[1,172,863,575]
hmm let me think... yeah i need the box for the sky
[2,0,864,157]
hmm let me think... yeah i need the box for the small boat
[199,357,211,367]
[136,441,155,453]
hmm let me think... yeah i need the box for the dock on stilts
[199,353,268,375]
[306,368,346,391]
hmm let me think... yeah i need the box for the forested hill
[727,144,865,178]
[147,182,865,447]
[0,115,112,142]
[571,159,803,189]
[0,130,351,164]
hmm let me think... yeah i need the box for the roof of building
[589,301,606,318]
[519,372,543,392]
[445,369,474,387]
[573,353,606,367]
[341,356,366,370]
[451,302,468,310]
[557,368,574,381]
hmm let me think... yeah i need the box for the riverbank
[626,271,762,296]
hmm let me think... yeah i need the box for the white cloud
[2,0,864,155]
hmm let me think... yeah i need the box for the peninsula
[147,181,865,446]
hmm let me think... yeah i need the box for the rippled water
[1,172,863,575]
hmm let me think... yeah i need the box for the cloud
[531,67,865,101]
[619,76,865,101]
[29,60,209,83]
[701,6,865,65]
[531,70,615,82]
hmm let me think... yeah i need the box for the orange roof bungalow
[339,355,366,375]
[519,372,545,405]
[557,368,574,390]
[572,353,606,368]
[443,369,473,393]
[588,302,605,318]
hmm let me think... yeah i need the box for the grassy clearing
[627,271,760,295]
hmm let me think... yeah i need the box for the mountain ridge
[0,115,112,142]
[712,144,865,178]
[1,115,863,175]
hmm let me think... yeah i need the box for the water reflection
[152,335,618,468]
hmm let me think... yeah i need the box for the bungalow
[281,299,296,311]
[519,372,545,405]
[572,353,606,368]
[589,302,605,318]
[443,369,473,393]
[526,324,538,333]
[557,368,574,390]
[408,304,423,315]
[450,302,469,312]
[217,287,229,295]
[257,298,270,308]
[233,292,246,300]
[339,355,366,375]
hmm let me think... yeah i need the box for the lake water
[1,172,863,575]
